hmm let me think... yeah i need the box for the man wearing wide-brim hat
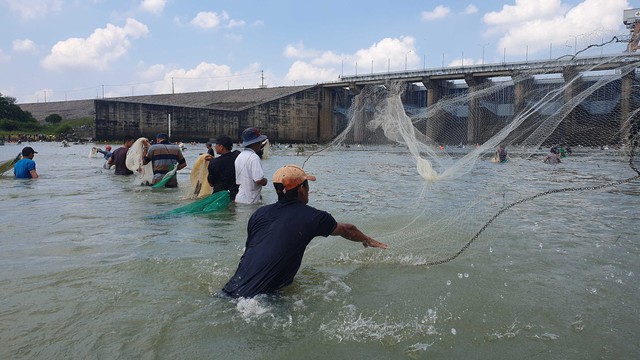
[234,127,268,204]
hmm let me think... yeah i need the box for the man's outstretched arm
[332,223,388,249]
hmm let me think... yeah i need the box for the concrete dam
[18,53,640,146]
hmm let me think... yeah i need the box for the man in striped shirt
[142,133,187,187]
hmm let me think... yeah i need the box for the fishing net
[151,164,176,188]
[302,50,640,266]
[149,190,231,218]
[0,154,21,175]
[126,137,154,185]
[189,154,214,199]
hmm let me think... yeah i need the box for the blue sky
[0,0,637,103]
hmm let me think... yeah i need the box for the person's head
[156,133,169,143]
[206,143,213,149]
[105,145,112,151]
[215,135,234,154]
[272,164,316,203]
[21,146,37,158]
[240,127,267,150]
[123,135,134,147]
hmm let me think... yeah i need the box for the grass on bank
[1,117,94,141]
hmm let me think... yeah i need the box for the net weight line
[423,141,640,267]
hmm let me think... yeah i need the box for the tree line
[0,93,69,135]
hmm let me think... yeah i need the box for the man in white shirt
[234,127,268,204]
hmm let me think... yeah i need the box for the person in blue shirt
[95,145,113,160]
[222,164,388,298]
[14,146,39,179]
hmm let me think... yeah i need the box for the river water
[1,141,638,359]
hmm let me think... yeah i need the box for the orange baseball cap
[272,164,316,190]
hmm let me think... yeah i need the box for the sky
[1,0,638,104]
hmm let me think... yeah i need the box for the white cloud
[2,0,62,21]
[463,4,478,15]
[282,36,420,84]
[284,42,321,59]
[41,18,149,70]
[190,11,229,29]
[484,0,630,56]
[310,51,342,66]
[484,0,564,26]
[139,0,166,15]
[138,63,166,80]
[284,61,336,84]
[0,49,10,62]
[448,57,478,67]
[13,39,37,53]
[354,36,418,70]
[227,19,245,28]
[421,5,450,21]
[136,62,264,94]
[223,33,243,42]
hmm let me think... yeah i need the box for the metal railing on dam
[322,53,640,87]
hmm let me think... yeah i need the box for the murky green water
[1,142,638,359]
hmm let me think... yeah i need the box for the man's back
[207,150,240,199]
[111,147,133,175]
[234,149,263,204]
[14,158,36,178]
[148,143,185,186]
[222,201,337,298]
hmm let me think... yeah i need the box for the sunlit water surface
[1,142,638,359]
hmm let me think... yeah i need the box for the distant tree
[45,114,63,124]
[0,93,36,123]
[54,123,73,135]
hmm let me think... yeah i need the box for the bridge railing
[323,53,640,86]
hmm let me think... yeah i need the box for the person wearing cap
[222,164,388,298]
[207,135,241,201]
[95,145,113,160]
[234,127,268,204]
[14,146,39,179]
[107,136,135,175]
[142,133,187,187]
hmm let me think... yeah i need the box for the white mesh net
[302,51,640,266]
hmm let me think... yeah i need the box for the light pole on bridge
[479,43,490,65]
[404,50,413,71]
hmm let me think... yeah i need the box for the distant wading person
[222,164,388,298]
[543,147,562,164]
[205,143,215,156]
[495,145,508,163]
[142,133,187,187]
[14,146,38,179]
[96,145,113,160]
[234,127,268,204]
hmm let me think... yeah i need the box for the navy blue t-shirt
[207,150,240,200]
[222,200,337,298]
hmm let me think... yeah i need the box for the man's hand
[362,237,388,249]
